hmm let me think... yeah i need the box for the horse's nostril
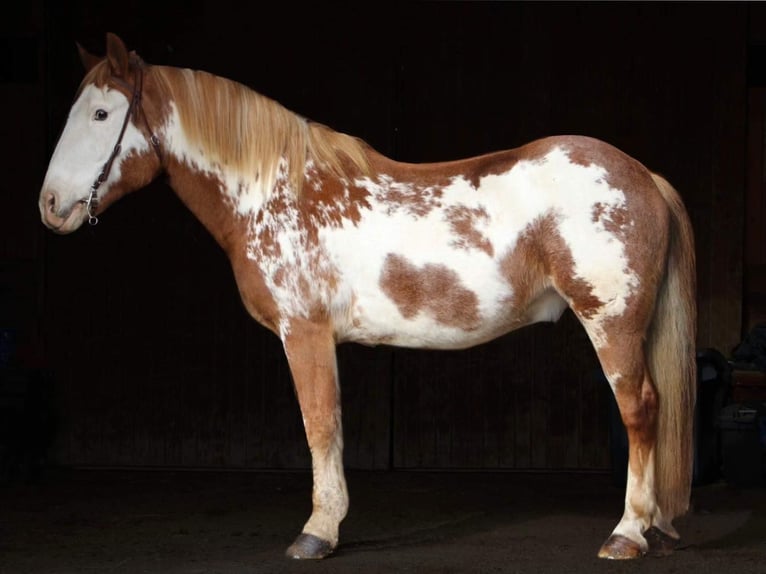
[46,193,56,212]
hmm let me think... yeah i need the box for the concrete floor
[1,468,765,574]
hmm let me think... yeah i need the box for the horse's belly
[336,288,568,350]
[340,316,503,350]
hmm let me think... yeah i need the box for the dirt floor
[1,468,765,574]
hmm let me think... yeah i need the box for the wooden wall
[3,2,755,471]
[745,5,766,333]
[745,86,766,333]
[1,5,45,351]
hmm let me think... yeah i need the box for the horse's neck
[163,158,257,254]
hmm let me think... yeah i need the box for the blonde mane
[153,66,372,195]
[85,59,372,196]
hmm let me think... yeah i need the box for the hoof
[645,526,679,556]
[285,533,335,560]
[597,534,646,560]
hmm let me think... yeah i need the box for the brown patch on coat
[449,149,529,189]
[230,250,282,335]
[562,135,653,195]
[602,345,659,493]
[252,190,290,261]
[382,182,443,217]
[303,166,373,229]
[499,214,602,320]
[445,205,494,256]
[93,149,162,214]
[281,316,340,455]
[379,254,480,330]
[591,202,630,238]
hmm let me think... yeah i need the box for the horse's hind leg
[281,318,347,560]
[586,330,675,559]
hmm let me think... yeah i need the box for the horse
[38,33,697,561]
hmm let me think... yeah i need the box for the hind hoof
[645,526,679,556]
[286,533,335,560]
[597,534,645,559]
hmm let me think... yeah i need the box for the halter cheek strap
[84,60,162,225]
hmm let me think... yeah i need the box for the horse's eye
[94,109,108,121]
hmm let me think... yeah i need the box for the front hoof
[286,533,335,560]
[597,534,646,560]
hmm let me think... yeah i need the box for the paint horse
[39,33,697,560]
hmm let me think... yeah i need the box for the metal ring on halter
[86,185,99,226]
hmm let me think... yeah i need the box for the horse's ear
[77,42,102,72]
[105,32,130,79]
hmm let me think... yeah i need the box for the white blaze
[42,84,151,213]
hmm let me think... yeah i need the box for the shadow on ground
[1,469,764,574]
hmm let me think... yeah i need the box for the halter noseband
[84,58,162,225]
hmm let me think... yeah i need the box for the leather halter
[83,57,162,225]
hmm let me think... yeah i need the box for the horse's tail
[648,172,697,520]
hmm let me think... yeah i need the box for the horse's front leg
[282,317,347,560]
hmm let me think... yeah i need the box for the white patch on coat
[161,103,272,216]
[609,447,657,552]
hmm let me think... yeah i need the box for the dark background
[2,2,764,473]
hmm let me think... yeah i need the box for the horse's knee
[304,412,342,453]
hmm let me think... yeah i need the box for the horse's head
[39,33,163,233]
